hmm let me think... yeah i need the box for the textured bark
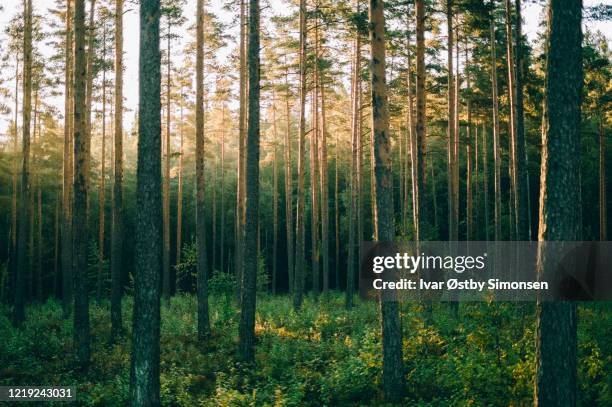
[62,0,74,319]
[346,23,360,309]
[446,0,457,242]
[514,0,530,241]
[505,0,518,240]
[235,0,247,299]
[111,0,124,341]
[195,0,210,340]
[130,0,162,404]
[85,0,96,158]
[310,25,320,295]
[284,70,294,293]
[370,0,405,402]
[490,8,502,242]
[319,73,330,295]
[176,89,184,264]
[272,92,278,294]
[465,43,473,241]
[73,0,91,369]
[534,2,582,405]
[600,116,607,241]
[10,56,19,306]
[162,22,171,302]
[293,0,306,310]
[239,0,260,361]
[97,22,107,304]
[415,0,427,240]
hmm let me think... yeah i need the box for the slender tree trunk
[369,0,405,401]
[72,0,91,370]
[482,122,490,240]
[346,22,360,309]
[36,100,43,301]
[334,123,340,289]
[293,0,307,310]
[505,0,518,240]
[176,89,184,265]
[284,70,294,293]
[221,104,226,273]
[236,0,247,299]
[466,43,473,241]
[415,0,427,240]
[10,56,19,306]
[97,23,107,304]
[490,7,502,242]
[446,0,457,242]
[600,115,607,241]
[111,0,124,341]
[270,92,278,294]
[514,0,530,241]
[130,0,162,403]
[534,2,582,405]
[239,0,260,361]
[310,23,321,295]
[54,190,60,297]
[162,24,171,302]
[195,0,210,340]
[62,0,74,319]
[319,71,330,295]
[85,0,96,185]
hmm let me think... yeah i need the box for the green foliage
[0,297,610,406]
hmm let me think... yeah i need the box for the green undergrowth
[0,294,610,406]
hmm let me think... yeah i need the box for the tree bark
[600,115,607,241]
[369,0,405,401]
[72,0,91,370]
[293,0,307,310]
[415,0,427,240]
[162,21,171,302]
[236,0,247,299]
[505,0,519,240]
[111,0,124,341]
[490,5,502,242]
[239,0,260,361]
[272,91,278,294]
[130,0,162,403]
[319,69,330,295]
[446,0,457,242]
[284,69,294,293]
[534,2,582,405]
[195,0,210,340]
[176,87,184,265]
[310,21,321,295]
[97,21,107,304]
[62,0,74,319]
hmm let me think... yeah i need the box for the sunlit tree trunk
[195,0,210,340]
[236,0,247,299]
[465,43,473,240]
[320,71,330,295]
[10,56,19,306]
[272,91,279,294]
[310,23,321,295]
[505,0,518,240]
[111,0,124,341]
[220,103,226,273]
[130,0,162,403]
[534,1,582,404]
[239,0,260,361]
[72,0,91,370]
[482,122,490,240]
[293,0,307,310]
[446,0,457,242]
[162,22,172,302]
[97,22,107,304]
[283,68,294,293]
[62,0,74,319]
[490,5,502,242]
[415,0,427,240]
[369,0,405,401]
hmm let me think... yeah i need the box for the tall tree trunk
[10,56,19,306]
[195,0,210,340]
[404,27,416,236]
[490,6,502,242]
[334,122,340,289]
[310,25,320,295]
[54,190,60,297]
[465,43,473,240]
[62,0,74,319]
[293,0,307,310]
[284,69,294,293]
[220,104,226,273]
[162,23,171,302]
[415,0,427,240]
[97,22,107,304]
[73,0,91,370]
[36,96,43,301]
[346,21,360,309]
[236,0,247,299]
[482,122,490,240]
[369,0,405,401]
[111,0,124,340]
[600,115,607,241]
[534,1,582,405]
[239,0,260,361]
[446,0,457,242]
[514,0,530,241]
[176,89,184,265]
[130,0,162,403]
[505,0,518,240]
[85,0,96,187]
[319,70,330,295]
[272,92,278,294]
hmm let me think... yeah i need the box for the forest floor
[1,293,610,406]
